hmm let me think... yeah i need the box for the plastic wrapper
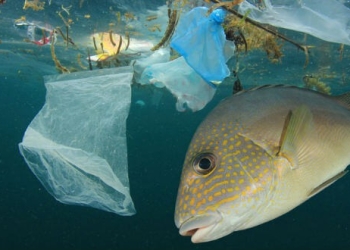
[18,67,135,215]
[170,7,230,84]
[14,21,54,46]
[239,0,350,45]
[139,57,216,112]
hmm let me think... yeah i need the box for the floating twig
[116,35,123,55]
[151,9,179,51]
[55,27,75,46]
[50,29,70,73]
[87,48,93,70]
[109,30,116,46]
[61,5,72,15]
[125,32,130,51]
[92,36,97,50]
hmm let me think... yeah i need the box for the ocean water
[1,1,350,250]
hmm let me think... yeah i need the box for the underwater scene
[1,0,350,249]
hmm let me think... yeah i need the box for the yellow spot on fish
[229,145,234,150]
[190,198,195,206]
[214,191,222,197]
[241,156,250,162]
[208,196,213,202]
[239,170,245,176]
[230,179,235,184]
[188,178,195,186]
[197,193,202,198]
[204,174,223,186]
[223,140,228,146]
[183,204,187,210]
[235,141,242,147]
[191,209,196,215]
[233,150,241,156]
[239,179,245,184]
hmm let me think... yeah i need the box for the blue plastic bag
[170,7,229,85]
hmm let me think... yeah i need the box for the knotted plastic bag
[239,0,350,45]
[18,66,135,215]
[170,7,229,84]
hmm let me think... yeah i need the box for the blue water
[1,1,350,249]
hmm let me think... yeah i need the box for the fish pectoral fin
[278,105,314,170]
[308,170,348,198]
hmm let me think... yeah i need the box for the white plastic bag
[139,57,216,112]
[133,48,170,84]
[239,0,350,45]
[19,66,135,215]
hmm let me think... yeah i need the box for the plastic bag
[133,48,170,84]
[170,7,229,84]
[139,56,216,112]
[239,0,350,45]
[18,66,135,215]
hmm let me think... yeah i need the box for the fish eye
[193,153,216,175]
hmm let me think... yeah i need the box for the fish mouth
[178,213,222,243]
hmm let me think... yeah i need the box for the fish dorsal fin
[308,170,348,198]
[333,92,350,110]
[233,84,291,96]
[278,105,314,170]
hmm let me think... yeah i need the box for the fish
[175,85,350,243]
